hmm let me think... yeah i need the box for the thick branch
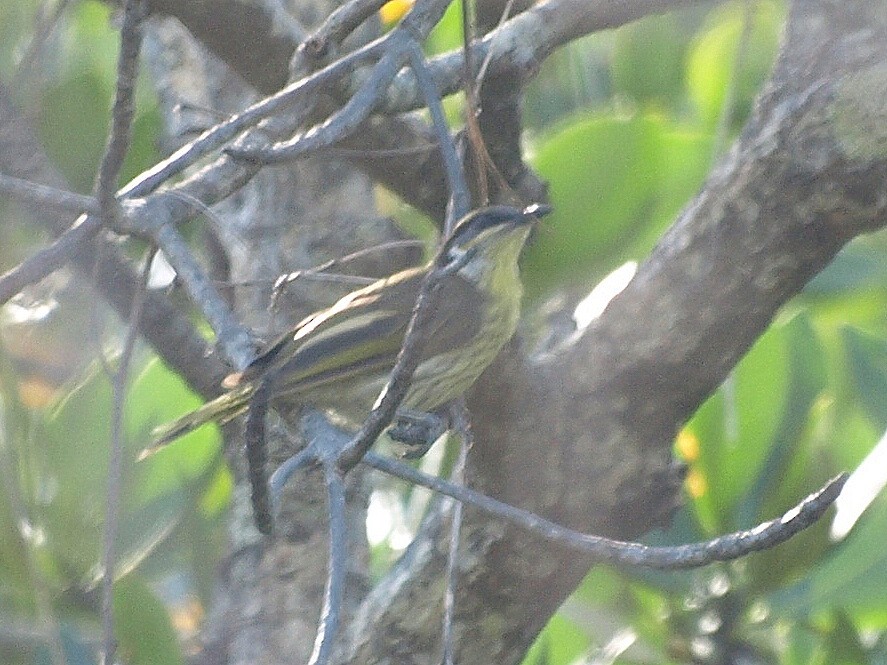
[339,2,887,663]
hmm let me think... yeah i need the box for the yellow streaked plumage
[152,205,550,447]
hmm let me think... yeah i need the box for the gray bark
[132,0,887,663]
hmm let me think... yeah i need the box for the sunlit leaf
[612,13,688,108]
[686,1,783,128]
[525,113,660,296]
[685,316,794,531]
[526,111,717,299]
[842,327,887,430]
[425,0,462,56]
[522,613,590,665]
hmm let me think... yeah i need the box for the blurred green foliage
[0,0,886,664]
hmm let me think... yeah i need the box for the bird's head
[442,204,552,278]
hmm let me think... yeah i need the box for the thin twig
[460,0,491,206]
[94,0,145,216]
[266,411,358,664]
[101,247,154,664]
[363,452,848,570]
[309,464,348,665]
[380,0,719,114]
[268,408,845,665]
[100,35,150,648]
[11,0,74,92]
[0,215,101,306]
[0,65,223,402]
[137,189,258,369]
[326,143,439,158]
[302,0,392,58]
[407,41,470,229]
[0,173,101,216]
[152,221,257,371]
[442,400,470,665]
[269,447,317,506]
[122,37,388,199]
[473,0,518,98]
[226,38,410,164]
[271,239,425,298]
[226,0,452,165]
[101,21,151,656]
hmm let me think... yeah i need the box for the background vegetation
[0,0,886,663]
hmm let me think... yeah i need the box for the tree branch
[338,2,887,662]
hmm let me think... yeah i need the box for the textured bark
[338,2,887,663]
[142,13,384,665]
[132,0,887,664]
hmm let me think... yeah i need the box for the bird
[152,204,551,450]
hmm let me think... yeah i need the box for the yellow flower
[675,428,700,462]
[380,0,414,25]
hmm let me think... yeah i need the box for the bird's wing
[235,267,483,394]
[416,270,484,359]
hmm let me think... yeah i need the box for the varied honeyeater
[153,204,551,446]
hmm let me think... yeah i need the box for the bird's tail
[147,382,256,453]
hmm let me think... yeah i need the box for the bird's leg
[388,408,450,458]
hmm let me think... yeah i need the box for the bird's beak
[522,203,553,220]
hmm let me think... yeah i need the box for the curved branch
[339,2,887,662]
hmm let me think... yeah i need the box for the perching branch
[270,409,845,665]
[363,453,848,570]
[337,3,887,663]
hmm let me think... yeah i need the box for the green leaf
[806,243,887,295]
[0,0,38,80]
[121,104,162,186]
[38,71,111,192]
[611,14,688,108]
[425,0,462,56]
[113,576,185,665]
[523,613,590,665]
[629,125,715,255]
[526,112,715,299]
[33,358,220,580]
[126,359,206,436]
[525,113,660,296]
[39,367,115,573]
[0,345,39,604]
[62,1,120,85]
[126,359,221,510]
[686,316,794,531]
[842,327,887,430]
[686,1,783,128]
[736,313,826,527]
[36,0,158,192]
[823,610,870,665]
[770,493,887,618]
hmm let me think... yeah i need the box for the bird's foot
[388,409,449,458]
